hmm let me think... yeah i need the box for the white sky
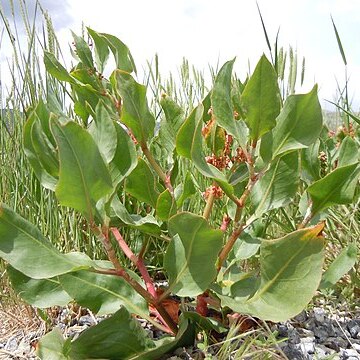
[1,0,360,110]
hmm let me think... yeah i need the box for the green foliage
[1,24,359,360]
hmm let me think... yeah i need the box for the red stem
[110,227,157,299]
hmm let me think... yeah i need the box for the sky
[1,0,359,110]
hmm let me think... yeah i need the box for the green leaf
[59,270,148,316]
[176,104,233,195]
[7,266,72,308]
[125,158,159,207]
[87,27,109,73]
[158,95,185,155]
[135,316,195,360]
[233,232,262,260]
[320,244,357,289]
[164,212,223,297]
[51,120,113,219]
[111,196,161,235]
[182,312,227,333]
[31,119,59,177]
[218,223,325,322]
[71,32,94,69]
[175,172,196,208]
[240,55,281,140]
[23,111,57,191]
[70,308,153,359]
[90,102,117,163]
[270,85,323,158]
[100,33,136,73]
[251,152,299,218]
[109,122,138,188]
[338,136,359,167]
[211,59,248,143]
[307,162,360,215]
[111,70,155,143]
[37,328,72,360]
[156,189,177,221]
[0,204,94,279]
[301,140,321,182]
[44,51,74,83]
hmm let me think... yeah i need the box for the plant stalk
[141,142,173,194]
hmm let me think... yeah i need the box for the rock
[314,326,332,342]
[352,343,360,352]
[79,315,96,326]
[298,328,315,338]
[5,336,18,352]
[294,311,308,323]
[324,337,348,352]
[348,320,360,338]
[288,328,301,344]
[282,345,306,360]
[277,324,288,338]
[300,338,315,354]
[314,307,326,324]
[340,348,360,359]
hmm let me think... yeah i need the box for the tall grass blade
[331,15,347,66]
[256,2,273,63]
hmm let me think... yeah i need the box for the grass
[0,1,359,358]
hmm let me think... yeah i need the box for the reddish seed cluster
[232,147,247,164]
[203,185,223,200]
[318,151,328,176]
[205,155,230,170]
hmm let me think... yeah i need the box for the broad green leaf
[240,55,281,140]
[218,223,325,322]
[251,152,299,218]
[320,244,357,289]
[156,189,177,221]
[164,212,223,297]
[211,59,248,143]
[135,317,195,360]
[175,172,196,208]
[44,51,74,83]
[307,162,360,215]
[204,124,226,156]
[31,120,59,177]
[176,104,233,195]
[125,158,159,207]
[111,196,161,235]
[233,232,262,260]
[338,136,359,167]
[71,31,94,69]
[111,70,155,143]
[51,120,113,219]
[158,95,185,155]
[271,85,323,158]
[7,266,72,308]
[87,27,109,73]
[70,308,153,359]
[90,102,117,163]
[0,204,94,279]
[37,328,72,360]
[59,270,148,316]
[301,139,321,182]
[109,122,138,187]
[70,66,101,91]
[23,111,57,191]
[182,312,227,333]
[100,33,136,73]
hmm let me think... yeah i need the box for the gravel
[1,304,359,359]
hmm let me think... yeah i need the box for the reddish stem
[110,227,157,299]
